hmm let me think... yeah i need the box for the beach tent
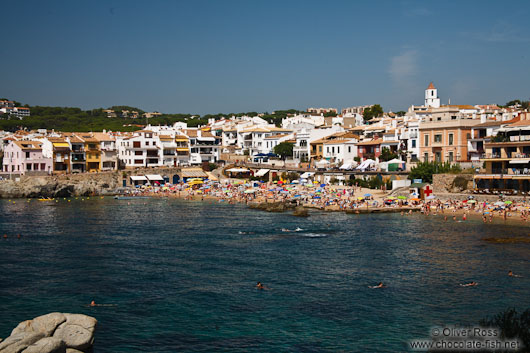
[339,161,357,170]
[356,159,376,171]
[254,169,270,177]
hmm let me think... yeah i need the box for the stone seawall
[432,173,474,193]
[0,172,122,198]
[0,167,186,198]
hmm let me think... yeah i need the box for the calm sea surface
[0,198,529,352]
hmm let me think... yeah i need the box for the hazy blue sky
[2,0,530,114]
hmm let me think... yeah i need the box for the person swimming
[369,282,386,289]
[460,281,478,287]
[90,300,96,307]
[508,270,522,278]
[256,282,269,290]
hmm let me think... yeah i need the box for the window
[25,152,30,158]
[134,159,143,164]
[424,134,429,147]
[319,146,322,152]
[467,133,471,139]
[27,163,32,171]
[424,153,429,162]
[133,141,140,148]
[437,117,441,121]
[451,116,457,120]
[41,163,45,170]
[135,151,142,156]
[434,134,442,143]
[411,140,416,148]
[348,146,351,153]
[332,147,335,153]
[448,151,454,162]
[448,133,454,146]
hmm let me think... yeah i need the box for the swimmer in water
[460,281,478,287]
[369,282,386,289]
[256,282,268,290]
[90,300,96,307]
[508,271,522,278]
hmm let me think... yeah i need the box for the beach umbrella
[364,193,372,197]
[294,194,301,197]
[387,196,397,200]
[314,196,321,199]
[410,198,420,202]
[468,200,477,204]
[357,196,364,200]
[397,196,407,200]
[320,184,326,188]
[313,181,319,184]
[504,200,513,205]
[426,195,436,199]
[244,189,257,193]
[494,201,505,206]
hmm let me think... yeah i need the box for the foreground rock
[248,201,296,213]
[292,206,309,217]
[0,313,96,353]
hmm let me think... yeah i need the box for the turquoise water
[0,198,529,352]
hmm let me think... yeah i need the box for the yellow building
[79,134,101,172]
[175,134,190,165]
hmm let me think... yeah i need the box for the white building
[117,130,162,168]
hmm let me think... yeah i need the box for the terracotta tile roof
[427,82,436,90]
[357,139,382,146]
[14,141,42,150]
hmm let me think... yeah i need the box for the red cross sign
[424,185,433,197]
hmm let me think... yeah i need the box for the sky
[2,0,530,115]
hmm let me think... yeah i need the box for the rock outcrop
[0,313,97,353]
[292,206,309,217]
[248,201,296,213]
[0,173,121,199]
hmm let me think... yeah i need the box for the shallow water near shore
[1,197,529,352]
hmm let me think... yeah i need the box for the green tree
[324,111,337,117]
[408,161,462,183]
[363,104,384,121]
[395,111,406,117]
[273,142,294,160]
[379,147,398,162]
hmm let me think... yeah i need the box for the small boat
[38,198,54,201]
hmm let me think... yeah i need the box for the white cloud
[388,49,418,83]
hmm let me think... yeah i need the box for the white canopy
[300,172,314,179]
[387,158,405,164]
[509,159,529,164]
[356,159,376,171]
[226,168,249,173]
[146,174,164,181]
[254,168,270,177]
[130,175,147,181]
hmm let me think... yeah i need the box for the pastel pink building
[2,140,52,175]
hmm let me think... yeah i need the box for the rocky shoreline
[0,313,97,353]
[0,174,122,199]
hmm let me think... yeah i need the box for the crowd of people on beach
[128,178,530,223]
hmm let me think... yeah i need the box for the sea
[0,197,529,352]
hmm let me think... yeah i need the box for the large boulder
[22,337,65,353]
[11,313,66,337]
[292,206,309,217]
[52,314,97,351]
[0,332,45,353]
[0,314,96,353]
